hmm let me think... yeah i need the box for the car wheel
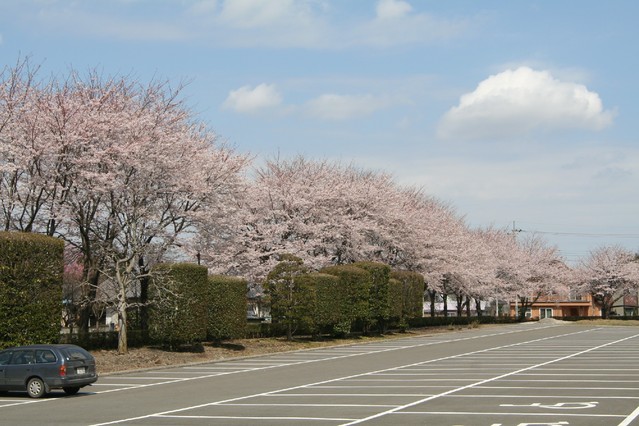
[63,387,80,396]
[26,377,46,398]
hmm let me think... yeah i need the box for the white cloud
[16,0,470,48]
[306,93,391,120]
[218,0,307,28]
[223,83,282,113]
[350,0,470,47]
[188,0,330,48]
[437,67,615,141]
[376,0,412,20]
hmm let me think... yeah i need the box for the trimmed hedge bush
[388,277,403,326]
[207,275,247,343]
[149,263,208,349]
[390,270,425,329]
[353,261,391,333]
[264,255,313,340]
[294,272,339,336]
[59,329,146,350]
[408,315,518,328]
[0,232,64,349]
[320,265,371,337]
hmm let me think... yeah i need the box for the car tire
[26,377,46,398]
[63,386,80,396]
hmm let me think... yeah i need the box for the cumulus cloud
[223,83,282,113]
[437,67,615,141]
[306,93,391,120]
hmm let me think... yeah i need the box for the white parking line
[619,405,639,426]
[342,331,639,425]
[87,325,557,398]
[156,414,356,421]
[396,411,625,418]
[89,328,596,426]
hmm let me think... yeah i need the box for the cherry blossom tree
[1,63,250,353]
[75,77,249,353]
[496,234,569,320]
[577,245,639,318]
[204,157,406,281]
[0,57,49,233]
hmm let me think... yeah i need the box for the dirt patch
[92,328,459,375]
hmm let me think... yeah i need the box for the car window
[64,347,92,360]
[0,351,12,365]
[9,349,35,365]
[35,349,57,363]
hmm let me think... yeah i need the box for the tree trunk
[455,293,463,317]
[442,294,448,317]
[78,265,100,340]
[138,258,150,342]
[428,289,436,318]
[475,298,483,317]
[117,286,128,354]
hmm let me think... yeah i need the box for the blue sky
[1,0,638,264]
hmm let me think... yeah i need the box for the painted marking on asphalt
[618,405,639,426]
[88,325,563,397]
[89,328,598,426]
[341,331,639,425]
[500,402,599,409]
[397,411,622,418]
[156,414,356,421]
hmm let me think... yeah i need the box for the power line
[521,230,639,238]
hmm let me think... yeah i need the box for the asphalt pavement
[2,321,639,426]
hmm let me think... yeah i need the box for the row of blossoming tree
[2,58,638,353]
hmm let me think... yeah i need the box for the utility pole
[512,221,523,234]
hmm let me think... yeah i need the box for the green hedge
[0,232,64,349]
[390,270,424,329]
[320,265,371,337]
[353,262,391,333]
[388,277,403,326]
[264,255,313,339]
[559,316,633,321]
[408,316,518,328]
[149,263,208,349]
[59,329,146,350]
[207,275,247,343]
[294,272,339,336]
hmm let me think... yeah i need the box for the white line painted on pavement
[89,328,596,426]
[342,332,639,425]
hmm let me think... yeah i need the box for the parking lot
[1,322,639,425]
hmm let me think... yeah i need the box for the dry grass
[92,327,458,375]
[571,319,639,326]
[92,320,639,375]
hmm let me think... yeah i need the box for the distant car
[0,344,98,398]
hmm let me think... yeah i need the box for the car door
[0,350,12,387]
[4,349,35,389]
[33,349,58,382]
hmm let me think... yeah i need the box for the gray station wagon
[0,344,98,398]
